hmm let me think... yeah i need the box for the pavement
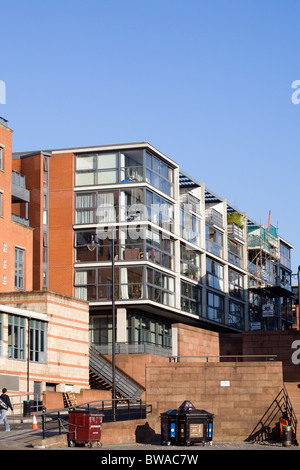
[0,414,299,453]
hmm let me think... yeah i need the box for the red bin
[68,410,103,448]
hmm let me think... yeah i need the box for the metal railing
[10,393,42,415]
[37,398,149,439]
[169,354,277,363]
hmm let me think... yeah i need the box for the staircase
[284,382,300,444]
[89,346,145,399]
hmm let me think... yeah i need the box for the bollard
[282,425,292,447]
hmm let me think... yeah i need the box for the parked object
[68,409,103,448]
[161,400,214,446]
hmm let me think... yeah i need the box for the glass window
[146,228,174,270]
[206,258,224,291]
[146,268,175,307]
[180,244,201,280]
[228,269,244,299]
[146,190,173,231]
[206,225,223,257]
[15,247,25,289]
[30,320,47,363]
[207,291,224,323]
[0,147,3,170]
[0,192,3,217]
[127,312,172,348]
[8,315,25,360]
[229,301,244,329]
[90,315,113,346]
[181,281,201,316]
[145,152,173,197]
[76,155,95,171]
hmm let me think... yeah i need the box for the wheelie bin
[160,408,180,445]
[68,409,104,448]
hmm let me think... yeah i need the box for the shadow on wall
[246,388,287,443]
[135,421,161,444]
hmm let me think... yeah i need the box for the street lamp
[85,231,116,420]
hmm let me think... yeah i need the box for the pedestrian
[0,388,13,431]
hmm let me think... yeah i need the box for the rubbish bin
[160,408,180,445]
[23,400,31,417]
[161,400,214,446]
[68,409,104,448]
[282,425,292,447]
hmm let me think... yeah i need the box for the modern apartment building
[11,135,294,360]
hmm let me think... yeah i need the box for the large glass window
[30,320,47,363]
[8,315,25,360]
[207,291,224,323]
[180,208,200,245]
[181,281,202,316]
[75,191,118,224]
[75,152,118,186]
[90,315,113,346]
[145,228,174,270]
[120,188,145,222]
[146,190,173,231]
[180,244,201,281]
[228,239,243,267]
[229,301,244,329]
[75,266,144,301]
[127,312,172,348]
[145,152,173,197]
[147,268,175,307]
[206,258,224,291]
[228,269,244,299]
[75,149,144,186]
[206,225,223,258]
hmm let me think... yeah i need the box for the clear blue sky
[1,0,300,272]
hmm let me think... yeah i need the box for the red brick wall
[48,152,75,297]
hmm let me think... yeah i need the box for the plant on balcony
[227,211,245,229]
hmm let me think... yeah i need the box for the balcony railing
[228,223,244,240]
[205,208,223,228]
[11,214,30,226]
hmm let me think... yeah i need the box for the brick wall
[174,323,220,359]
[145,361,283,441]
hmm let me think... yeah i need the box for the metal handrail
[38,398,147,439]
[169,354,277,363]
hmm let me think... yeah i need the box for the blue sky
[1,0,300,272]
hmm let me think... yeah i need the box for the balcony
[205,208,223,228]
[11,213,30,226]
[11,171,30,203]
[228,223,244,241]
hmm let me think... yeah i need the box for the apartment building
[13,141,253,359]
[9,128,294,363]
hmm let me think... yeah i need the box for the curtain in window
[97,193,116,222]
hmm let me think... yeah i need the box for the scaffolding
[247,224,279,288]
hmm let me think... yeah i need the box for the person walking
[0,388,13,431]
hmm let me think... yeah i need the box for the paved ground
[0,423,298,452]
